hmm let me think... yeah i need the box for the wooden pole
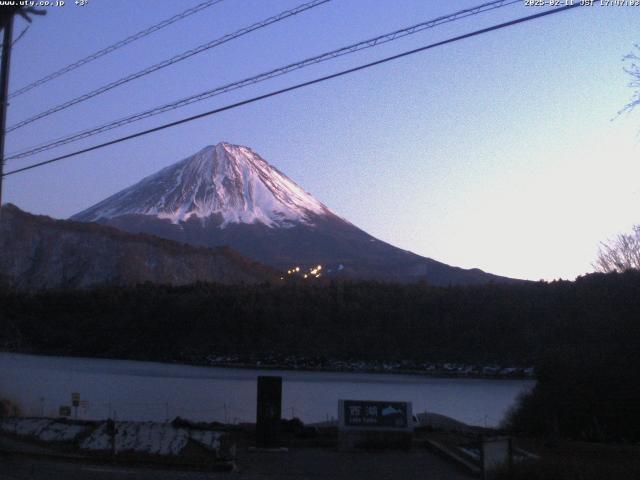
[0,13,14,211]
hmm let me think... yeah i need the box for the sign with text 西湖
[338,400,412,432]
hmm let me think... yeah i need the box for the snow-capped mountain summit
[73,142,519,285]
[73,142,331,227]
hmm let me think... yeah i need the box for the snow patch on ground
[80,421,221,456]
[0,418,88,442]
[0,418,222,457]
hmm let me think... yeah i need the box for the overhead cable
[9,0,225,99]
[2,4,582,177]
[6,0,329,132]
[7,0,518,161]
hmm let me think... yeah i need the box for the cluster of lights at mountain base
[69,141,516,286]
[284,264,322,280]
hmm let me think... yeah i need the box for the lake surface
[0,353,534,427]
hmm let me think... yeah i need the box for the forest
[1,270,639,440]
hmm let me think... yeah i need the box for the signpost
[341,400,410,429]
[58,406,71,417]
[71,392,80,419]
[481,436,512,480]
[338,399,413,450]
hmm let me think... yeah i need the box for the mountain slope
[0,204,276,290]
[74,143,331,227]
[72,142,518,285]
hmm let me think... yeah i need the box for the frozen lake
[0,353,534,427]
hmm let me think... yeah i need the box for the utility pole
[0,6,45,214]
[0,13,14,211]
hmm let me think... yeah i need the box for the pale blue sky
[3,0,640,281]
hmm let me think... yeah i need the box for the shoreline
[0,349,536,381]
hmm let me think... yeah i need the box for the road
[0,448,474,480]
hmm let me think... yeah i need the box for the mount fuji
[72,142,516,285]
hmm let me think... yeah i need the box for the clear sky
[3,0,639,281]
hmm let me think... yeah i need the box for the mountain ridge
[72,142,335,228]
[0,203,277,290]
[72,142,521,286]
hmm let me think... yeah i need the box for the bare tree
[618,43,640,115]
[594,225,640,273]
[619,44,640,116]
[599,49,640,272]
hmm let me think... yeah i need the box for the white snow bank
[80,421,221,456]
[0,418,88,442]
[0,418,223,457]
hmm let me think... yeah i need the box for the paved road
[0,454,216,480]
[0,448,473,480]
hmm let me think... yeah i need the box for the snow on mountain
[73,142,331,227]
[72,141,521,285]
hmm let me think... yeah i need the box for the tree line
[1,271,639,440]
[1,272,639,365]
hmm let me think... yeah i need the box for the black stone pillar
[256,376,282,447]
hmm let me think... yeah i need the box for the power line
[7,0,519,161]
[3,4,581,178]
[6,0,330,133]
[11,25,29,47]
[0,25,29,50]
[8,0,225,99]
